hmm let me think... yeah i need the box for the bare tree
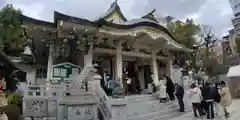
[199,25,217,58]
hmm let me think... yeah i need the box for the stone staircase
[125,95,191,120]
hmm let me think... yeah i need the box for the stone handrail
[22,84,63,98]
[95,85,112,120]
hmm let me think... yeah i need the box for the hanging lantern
[82,35,87,40]
[41,38,45,42]
[73,26,76,31]
[76,40,80,45]
[63,38,68,43]
[26,38,32,43]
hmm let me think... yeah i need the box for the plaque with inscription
[68,106,93,120]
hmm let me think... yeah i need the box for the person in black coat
[213,83,221,116]
[199,83,206,115]
[175,83,185,112]
[202,82,215,119]
[166,76,175,101]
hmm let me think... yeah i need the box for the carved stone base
[58,94,98,120]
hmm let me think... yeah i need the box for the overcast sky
[2,0,234,37]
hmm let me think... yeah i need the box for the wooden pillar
[151,49,159,85]
[84,45,93,66]
[166,60,173,80]
[115,41,123,87]
[46,44,54,82]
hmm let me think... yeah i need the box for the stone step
[127,97,156,103]
[127,105,191,120]
[147,109,191,120]
[127,102,178,118]
[127,104,178,120]
[125,95,192,120]
[127,99,159,108]
[126,94,153,100]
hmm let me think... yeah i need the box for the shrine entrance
[126,61,140,94]
[143,65,152,89]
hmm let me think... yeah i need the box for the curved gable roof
[20,14,55,28]
[19,1,192,51]
[97,1,127,22]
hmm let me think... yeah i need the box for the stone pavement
[169,99,240,120]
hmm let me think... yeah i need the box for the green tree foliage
[0,5,23,91]
[166,17,201,48]
[203,58,218,78]
[0,4,24,51]
[166,17,201,68]
[174,19,200,48]
[203,57,228,78]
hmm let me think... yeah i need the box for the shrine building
[15,1,191,93]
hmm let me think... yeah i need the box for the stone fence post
[109,99,127,120]
[89,74,128,120]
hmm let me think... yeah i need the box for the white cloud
[12,3,45,19]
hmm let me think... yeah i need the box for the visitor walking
[166,76,175,101]
[103,71,109,92]
[219,81,232,118]
[213,83,221,116]
[202,82,215,119]
[126,77,132,95]
[159,77,167,103]
[105,76,113,96]
[188,83,203,118]
[175,83,184,112]
[199,83,206,115]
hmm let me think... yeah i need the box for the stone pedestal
[58,95,98,120]
[109,99,127,120]
[57,66,99,120]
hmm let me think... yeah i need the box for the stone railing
[90,74,112,120]
[22,65,128,120]
[108,98,127,120]
[22,84,62,120]
[91,75,128,120]
[96,85,112,120]
[22,84,63,98]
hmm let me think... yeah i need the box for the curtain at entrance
[127,62,140,93]
[144,65,153,89]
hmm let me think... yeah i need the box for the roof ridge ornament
[141,9,159,23]
[96,0,127,22]
[149,9,156,15]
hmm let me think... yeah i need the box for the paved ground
[170,99,240,120]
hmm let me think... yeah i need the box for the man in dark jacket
[202,82,215,119]
[175,83,184,112]
[166,76,175,101]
